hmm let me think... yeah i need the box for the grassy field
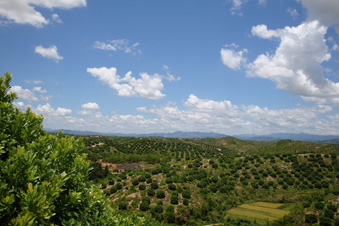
[227,202,291,225]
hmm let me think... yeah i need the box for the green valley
[80,135,339,225]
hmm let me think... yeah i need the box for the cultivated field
[227,202,290,225]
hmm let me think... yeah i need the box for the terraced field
[227,202,290,225]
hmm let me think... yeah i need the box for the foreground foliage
[0,73,161,225]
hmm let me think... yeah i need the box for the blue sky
[1,0,339,135]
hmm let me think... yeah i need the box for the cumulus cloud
[11,86,38,101]
[14,92,338,135]
[247,20,339,104]
[251,24,281,39]
[286,8,299,20]
[220,47,247,70]
[87,67,166,100]
[0,0,86,27]
[297,0,339,26]
[11,85,52,102]
[52,13,62,23]
[128,73,165,100]
[35,45,63,62]
[138,94,337,135]
[56,107,72,116]
[35,103,71,117]
[185,94,239,116]
[229,0,267,15]
[33,103,84,129]
[230,0,245,14]
[32,86,47,93]
[82,102,100,110]
[93,39,142,55]
[162,64,181,81]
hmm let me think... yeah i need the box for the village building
[113,164,139,173]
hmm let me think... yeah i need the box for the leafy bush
[168,183,176,191]
[110,185,118,194]
[154,205,163,213]
[116,182,123,190]
[170,195,178,205]
[140,201,150,211]
[305,214,317,223]
[118,202,128,210]
[151,181,159,190]
[138,176,146,182]
[147,188,155,197]
[132,178,139,186]
[315,202,325,210]
[182,190,191,199]
[156,190,165,199]
[0,73,151,225]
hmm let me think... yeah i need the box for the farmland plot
[227,202,290,225]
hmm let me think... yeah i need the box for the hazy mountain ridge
[45,129,228,138]
[45,129,339,142]
[234,133,339,143]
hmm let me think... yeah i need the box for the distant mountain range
[45,129,227,139]
[233,133,339,143]
[45,129,339,143]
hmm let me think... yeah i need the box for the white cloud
[25,80,43,84]
[162,64,181,81]
[251,24,281,39]
[29,0,86,9]
[258,0,266,5]
[87,67,166,100]
[230,0,244,12]
[297,0,339,26]
[229,0,267,15]
[32,86,47,93]
[137,94,337,135]
[11,85,51,102]
[247,20,339,104]
[35,45,63,62]
[286,8,299,20]
[0,0,86,27]
[56,107,72,116]
[335,26,339,34]
[93,39,142,55]
[52,13,62,23]
[185,94,239,116]
[93,41,117,51]
[128,73,165,100]
[82,102,100,110]
[11,86,38,101]
[14,92,338,135]
[220,47,247,70]
[40,95,53,102]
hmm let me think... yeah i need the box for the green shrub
[147,188,155,197]
[156,190,165,199]
[151,181,159,190]
[140,201,150,211]
[168,183,176,191]
[139,184,146,190]
[0,73,150,225]
[118,202,128,210]
[305,214,317,223]
[110,186,117,194]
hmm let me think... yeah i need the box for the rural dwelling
[113,164,139,173]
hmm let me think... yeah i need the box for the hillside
[81,135,339,225]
